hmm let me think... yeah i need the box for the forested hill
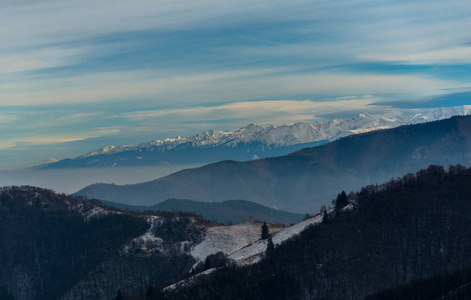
[76,115,471,213]
[365,266,471,300]
[144,165,471,300]
[0,186,211,300]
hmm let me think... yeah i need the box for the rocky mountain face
[0,186,282,300]
[144,165,471,300]
[76,115,471,213]
[36,106,471,169]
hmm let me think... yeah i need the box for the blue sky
[1,0,470,169]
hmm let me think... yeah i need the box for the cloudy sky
[1,0,470,169]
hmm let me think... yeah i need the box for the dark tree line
[132,165,471,300]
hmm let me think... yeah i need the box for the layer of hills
[99,198,304,226]
[0,186,285,300]
[36,106,471,169]
[76,115,471,213]
[3,165,471,299]
[137,165,471,300]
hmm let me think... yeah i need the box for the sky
[1,0,470,169]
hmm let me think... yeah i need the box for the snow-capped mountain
[37,106,471,169]
[76,114,471,212]
[406,105,471,124]
[79,114,399,157]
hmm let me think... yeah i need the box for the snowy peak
[406,105,471,125]
[80,145,134,158]
[53,105,471,164]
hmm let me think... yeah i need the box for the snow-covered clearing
[121,216,163,255]
[191,220,282,264]
[83,207,109,221]
[229,211,327,265]
[164,210,339,291]
[164,268,218,292]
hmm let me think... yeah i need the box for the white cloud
[27,112,106,129]
[0,0,470,168]
[0,46,92,75]
[0,127,121,150]
[365,46,471,65]
[123,97,379,125]
[0,141,17,150]
[0,114,19,125]
[1,0,295,50]
[0,68,461,106]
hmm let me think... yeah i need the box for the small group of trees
[335,191,348,208]
[261,222,275,254]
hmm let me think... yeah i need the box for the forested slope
[142,165,471,300]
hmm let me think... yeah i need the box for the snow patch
[122,216,163,255]
[228,212,326,265]
[191,221,282,266]
[84,207,109,221]
[164,268,218,292]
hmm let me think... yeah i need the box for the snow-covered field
[165,211,333,290]
[228,211,327,265]
[191,220,283,264]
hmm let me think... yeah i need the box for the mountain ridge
[76,115,471,213]
[37,105,471,169]
[99,198,305,225]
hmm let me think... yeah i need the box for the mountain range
[76,115,471,213]
[36,105,471,169]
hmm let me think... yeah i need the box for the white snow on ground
[122,216,163,255]
[227,239,268,265]
[83,206,109,221]
[163,209,342,290]
[229,211,328,265]
[191,220,282,265]
[164,268,218,292]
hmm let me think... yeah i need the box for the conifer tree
[336,191,348,208]
[322,210,328,223]
[261,222,270,240]
[146,285,155,297]
[115,289,124,300]
[266,237,275,254]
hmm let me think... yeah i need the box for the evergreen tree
[322,210,328,223]
[261,222,270,240]
[336,191,348,208]
[266,237,275,255]
[145,285,155,297]
[0,287,15,300]
[115,289,124,300]
[320,205,327,213]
